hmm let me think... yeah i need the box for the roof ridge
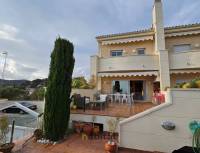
[165,23,200,30]
[96,23,200,39]
[96,28,153,39]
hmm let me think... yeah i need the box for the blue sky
[0,0,199,80]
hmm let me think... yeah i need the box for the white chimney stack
[153,0,165,51]
[153,0,171,91]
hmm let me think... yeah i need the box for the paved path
[14,134,160,153]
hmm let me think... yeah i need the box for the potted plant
[104,117,120,153]
[83,124,93,136]
[173,120,200,153]
[33,129,43,141]
[0,115,15,153]
[74,121,84,134]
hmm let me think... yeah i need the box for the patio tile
[71,102,156,117]
[14,134,157,153]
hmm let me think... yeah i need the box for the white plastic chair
[115,92,121,103]
[100,94,107,102]
[121,94,128,104]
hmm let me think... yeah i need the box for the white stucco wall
[119,89,200,153]
[99,55,159,72]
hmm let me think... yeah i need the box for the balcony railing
[169,49,200,69]
[98,55,159,72]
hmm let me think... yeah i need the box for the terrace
[71,102,156,118]
[13,134,162,153]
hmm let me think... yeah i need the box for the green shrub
[0,115,9,144]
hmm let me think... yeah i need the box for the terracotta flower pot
[93,126,100,135]
[34,129,43,140]
[0,143,15,153]
[83,124,93,136]
[74,122,84,134]
[104,142,117,153]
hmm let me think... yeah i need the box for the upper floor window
[111,50,123,57]
[137,48,146,55]
[173,44,191,53]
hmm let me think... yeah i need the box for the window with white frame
[173,44,191,53]
[137,48,146,55]
[110,50,123,57]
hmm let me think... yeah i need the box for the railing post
[10,120,15,143]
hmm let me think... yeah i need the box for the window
[111,50,123,57]
[137,48,146,55]
[173,44,191,53]
[112,80,129,94]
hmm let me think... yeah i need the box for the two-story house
[91,0,200,102]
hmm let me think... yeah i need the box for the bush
[0,86,28,100]
[29,87,45,100]
[0,115,9,144]
[174,78,200,89]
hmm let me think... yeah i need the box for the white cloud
[73,66,89,79]
[0,57,41,80]
[0,24,24,42]
[168,1,200,25]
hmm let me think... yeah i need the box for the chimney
[153,0,165,51]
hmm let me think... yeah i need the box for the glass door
[112,80,130,94]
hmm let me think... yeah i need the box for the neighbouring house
[90,0,200,102]
[71,1,200,152]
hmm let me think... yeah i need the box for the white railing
[169,49,200,69]
[7,125,35,142]
[99,55,159,72]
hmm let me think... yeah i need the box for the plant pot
[172,146,197,153]
[72,105,77,110]
[0,143,15,153]
[104,142,117,153]
[93,126,100,136]
[34,129,43,140]
[83,124,93,136]
[74,122,83,134]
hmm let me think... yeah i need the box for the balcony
[98,55,159,72]
[169,49,200,69]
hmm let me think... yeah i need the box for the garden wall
[71,88,97,101]
[119,89,200,153]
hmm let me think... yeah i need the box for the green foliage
[0,86,28,100]
[44,37,75,141]
[189,121,200,153]
[192,128,200,153]
[72,77,89,89]
[0,115,9,144]
[174,77,200,89]
[72,76,95,89]
[30,87,45,100]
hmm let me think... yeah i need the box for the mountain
[0,78,47,88]
[0,79,29,86]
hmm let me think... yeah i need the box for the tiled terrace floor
[14,134,158,153]
[71,102,156,118]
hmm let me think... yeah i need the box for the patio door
[112,80,130,94]
[130,80,146,100]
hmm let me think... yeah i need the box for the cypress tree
[44,37,75,141]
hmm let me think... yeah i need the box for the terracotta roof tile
[96,23,200,39]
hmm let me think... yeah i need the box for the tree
[44,37,75,141]
[0,86,28,100]
[72,77,89,89]
[29,87,45,100]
